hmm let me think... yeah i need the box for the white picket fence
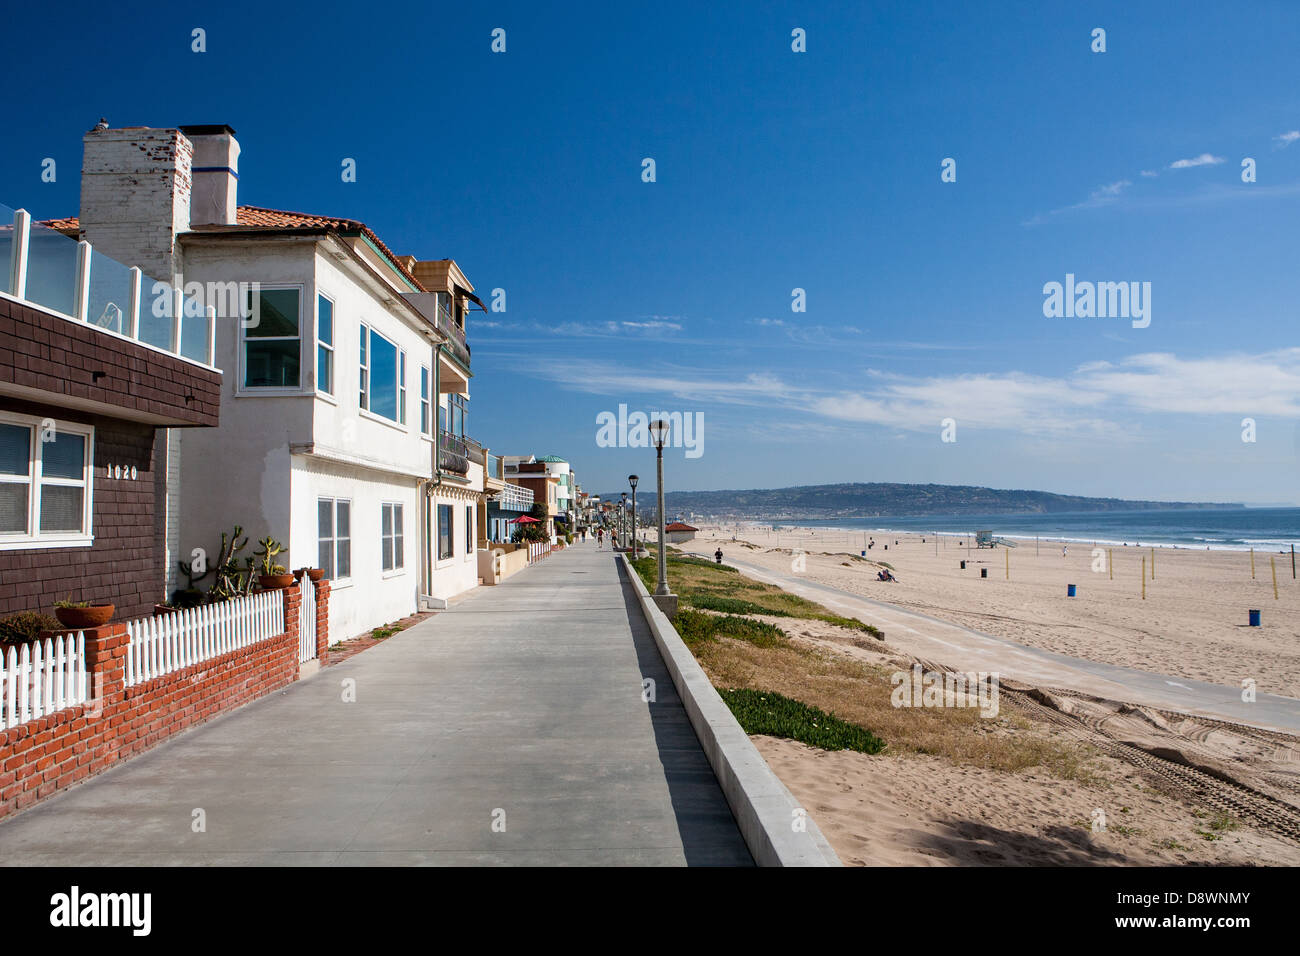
[125,590,284,688]
[298,575,317,663]
[1,632,87,729]
[528,542,554,563]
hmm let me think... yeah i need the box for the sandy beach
[688,523,1300,697]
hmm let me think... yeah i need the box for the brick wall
[0,397,160,620]
[0,580,328,820]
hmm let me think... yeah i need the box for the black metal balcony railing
[437,302,471,367]
[439,430,469,475]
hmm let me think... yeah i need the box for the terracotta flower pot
[294,568,324,582]
[258,573,295,590]
[154,603,180,617]
[54,604,115,629]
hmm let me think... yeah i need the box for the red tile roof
[664,522,698,532]
[40,206,424,291]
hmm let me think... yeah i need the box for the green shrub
[686,594,792,617]
[0,611,62,645]
[672,609,786,648]
[718,688,885,754]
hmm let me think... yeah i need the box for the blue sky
[4,1,1298,504]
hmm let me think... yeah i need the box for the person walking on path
[597,528,604,549]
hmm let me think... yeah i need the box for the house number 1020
[106,464,138,480]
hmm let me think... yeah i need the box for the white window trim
[237,283,307,396]
[316,290,336,397]
[359,324,407,428]
[0,411,95,549]
[381,501,405,575]
[463,505,474,561]
[419,365,432,436]
[435,502,455,567]
[319,496,353,584]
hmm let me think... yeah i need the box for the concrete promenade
[0,544,752,865]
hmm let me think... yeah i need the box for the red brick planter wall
[0,585,314,820]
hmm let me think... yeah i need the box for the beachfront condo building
[40,122,498,638]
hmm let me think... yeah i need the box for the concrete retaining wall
[618,553,841,866]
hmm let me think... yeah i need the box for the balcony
[2,206,215,367]
[438,430,470,475]
[436,301,471,369]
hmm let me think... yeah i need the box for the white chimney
[79,125,193,284]
[180,124,240,226]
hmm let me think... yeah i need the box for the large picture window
[360,325,404,424]
[318,497,352,581]
[382,502,404,572]
[243,287,301,388]
[0,414,93,546]
[437,503,453,560]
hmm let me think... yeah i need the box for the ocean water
[772,508,1300,551]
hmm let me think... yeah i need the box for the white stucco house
[44,123,495,639]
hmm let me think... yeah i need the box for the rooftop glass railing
[1,205,215,368]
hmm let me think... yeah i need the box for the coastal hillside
[644,483,1242,519]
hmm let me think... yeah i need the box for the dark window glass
[39,486,82,532]
[246,288,300,338]
[438,504,453,560]
[245,341,300,388]
[41,433,85,480]
[0,485,28,533]
[0,424,30,476]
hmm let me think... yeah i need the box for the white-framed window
[0,413,94,548]
[359,324,405,425]
[382,502,405,572]
[420,366,431,436]
[398,352,407,426]
[437,503,453,560]
[242,287,302,389]
[464,505,473,556]
[318,497,352,581]
[317,293,334,396]
[359,322,369,411]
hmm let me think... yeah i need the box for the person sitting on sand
[877,568,895,582]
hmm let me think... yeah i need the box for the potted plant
[53,598,115,629]
[293,567,325,582]
[0,611,61,645]
[253,536,294,590]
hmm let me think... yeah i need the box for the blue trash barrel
[960,560,966,569]
[861,550,866,557]
[1249,609,1261,627]
[1067,584,1077,597]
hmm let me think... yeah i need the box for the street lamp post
[628,475,639,558]
[620,493,628,550]
[648,419,676,614]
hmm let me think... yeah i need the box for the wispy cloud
[532,348,1300,439]
[1275,130,1300,149]
[1169,153,1224,169]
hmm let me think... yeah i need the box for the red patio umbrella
[509,515,540,523]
